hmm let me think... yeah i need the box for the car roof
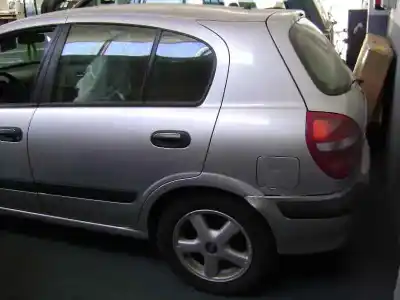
[63,4,283,22]
[0,4,300,35]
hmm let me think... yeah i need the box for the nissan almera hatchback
[0,4,369,295]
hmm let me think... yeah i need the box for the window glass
[144,31,215,104]
[289,19,352,96]
[0,27,55,104]
[52,25,157,103]
[0,29,54,68]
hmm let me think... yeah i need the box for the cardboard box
[353,33,394,121]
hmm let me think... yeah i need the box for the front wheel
[156,194,278,295]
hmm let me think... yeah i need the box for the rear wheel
[156,193,278,295]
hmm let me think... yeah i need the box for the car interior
[0,24,215,105]
[55,53,149,103]
[52,27,153,103]
[144,53,214,103]
[53,27,215,104]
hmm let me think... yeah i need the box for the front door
[0,25,57,212]
[28,22,227,228]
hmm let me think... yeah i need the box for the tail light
[306,111,362,179]
[375,0,383,9]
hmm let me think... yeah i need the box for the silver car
[0,4,369,295]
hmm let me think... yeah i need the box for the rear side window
[51,24,215,106]
[52,24,156,104]
[144,31,215,104]
[289,18,353,96]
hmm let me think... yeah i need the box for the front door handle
[151,130,191,148]
[0,127,22,142]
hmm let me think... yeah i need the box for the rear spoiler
[266,9,305,26]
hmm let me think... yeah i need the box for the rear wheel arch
[146,186,273,244]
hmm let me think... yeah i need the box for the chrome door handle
[152,132,182,140]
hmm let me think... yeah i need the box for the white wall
[322,0,365,31]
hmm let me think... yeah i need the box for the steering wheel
[0,72,28,103]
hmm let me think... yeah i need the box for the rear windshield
[289,18,353,96]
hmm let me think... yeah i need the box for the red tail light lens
[306,111,362,179]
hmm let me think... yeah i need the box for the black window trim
[139,28,162,100]
[39,23,72,105]
[0,24,62,108]
[39,22,217,108]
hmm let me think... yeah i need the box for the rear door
[28,22,228,227]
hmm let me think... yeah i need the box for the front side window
[0,28,54,68]
[0,26,55,104]
[52,24,215,106]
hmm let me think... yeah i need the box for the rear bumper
[276,186,359,219]
[246,183,366,255]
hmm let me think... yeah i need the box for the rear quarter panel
[267,14,367,129]
[267,14,369,187]
[200,20,348,196]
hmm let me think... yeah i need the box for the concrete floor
[0,152,398,300]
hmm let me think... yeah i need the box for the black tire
[156,193,278,295]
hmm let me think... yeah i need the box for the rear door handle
[0,127,22,142]
[151,130,191,148]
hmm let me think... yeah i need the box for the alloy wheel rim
[172,209,253,282]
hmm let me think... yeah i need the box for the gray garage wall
[387,2,400,148]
